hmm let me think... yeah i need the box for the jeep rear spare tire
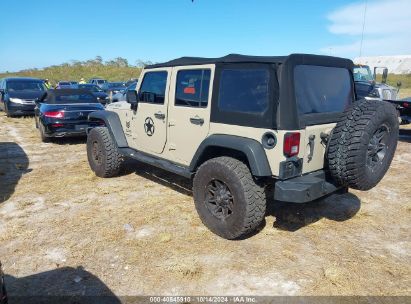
[87,127,123,178]
[328,99,398,190]
[193,156,266,240]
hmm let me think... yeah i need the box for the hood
[8,90,45,100]
[374,83,397,90]
[92,92,108,98]
[107,86,126,92]
[354,81,374,100]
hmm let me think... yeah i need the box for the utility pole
[359,0,368,57]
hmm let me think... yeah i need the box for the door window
[175,69,211,107]
[138,71,168,104]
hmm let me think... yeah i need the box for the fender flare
[189,134,272,177]
[88,111,129,148]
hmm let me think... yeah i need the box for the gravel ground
[0,115,410,297]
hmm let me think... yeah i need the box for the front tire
[87,127,123,178]
[193,157,266,240]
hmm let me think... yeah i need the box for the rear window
[47,94,98,104]
[294,65,353,115]
[218,69,269,114]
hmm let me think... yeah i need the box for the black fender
[189,134,272,177]
[88,111,129,148]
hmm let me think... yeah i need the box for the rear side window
[294,65,353,115]
[218,69,269,114]
[139,71,168,104]
[175,69,211,107]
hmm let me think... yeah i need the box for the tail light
[44,111,64,118]
[403,102,409,108]
[51,123,64,128]
[284,132,300,157]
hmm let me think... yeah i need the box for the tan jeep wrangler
[86,54,398,239]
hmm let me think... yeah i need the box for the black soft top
[147,53,352,69]
[41,89,97,104]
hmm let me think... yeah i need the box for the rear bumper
[43,121,101,138]
[274,170,342,203]
[7,104,35,115]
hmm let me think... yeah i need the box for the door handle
[307,134,315,162]
[190,116,204,125]
[154,111,165,119]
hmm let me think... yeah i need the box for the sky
[0,0,410,72]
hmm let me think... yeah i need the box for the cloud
[321,0,411,58]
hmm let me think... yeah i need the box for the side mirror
[381,68,388,83]
[126,90,138,110]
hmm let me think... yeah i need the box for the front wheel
[87,127,123,178]
[193,157,266,240]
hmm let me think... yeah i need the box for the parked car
[0,77,46,117]
[77,84,109,105]
[111,81,137,103]
[353,64,400,100]
[126,78,138,86]
[89,78,107,88]
[101,82,127,102]
[56,81,74,89]
[34,89,104,142]
[88,53,398,239]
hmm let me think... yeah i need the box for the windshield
[97,80,106,84]
[353,66,374,82]
[294,65,353,115]
[127,82,137,91]
[7,80,46,91]
[108,82,125,88]
[78,84,102,92]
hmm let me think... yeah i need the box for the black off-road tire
[193,156,266,240]
[87,127,123,178]
[328,99,398,190]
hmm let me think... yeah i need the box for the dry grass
[0,114,410,296]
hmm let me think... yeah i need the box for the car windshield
[97,80,106,84]
[353,66,374,82]
[78,84,102,92]
[7,80,46,91]
[108,82,125,88]
[127,82,137,90]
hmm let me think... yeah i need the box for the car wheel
[193,156,266,239]
[328,99,398,190]
[4,104,12,118]
[39,123,49,143]
[87,127,123,178]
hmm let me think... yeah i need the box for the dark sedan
[77,84,109,105]
[111,81,137,103]
[34,89,104,142]
[0,77,46,117]
[101,82,126,94]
